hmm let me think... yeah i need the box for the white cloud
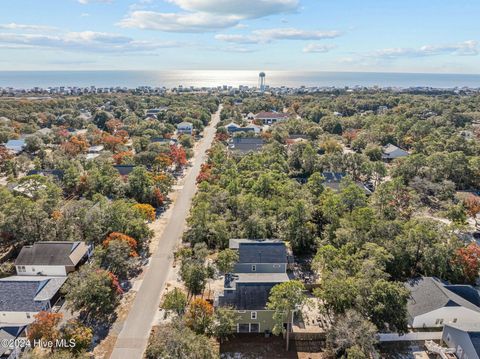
[0,31,180,53]
[119,0,299,32]
[215,28,341,44]
[372,41,478,58]
[118,11,240,32]
[166,0,299,18]
[0,23,56,31]
[303,43,337,53]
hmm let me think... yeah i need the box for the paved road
[110,105,221,359]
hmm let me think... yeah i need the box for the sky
[0,0,479,73]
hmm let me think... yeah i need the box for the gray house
[229,239,287,273]
[216,239,291,333]
[0,276,67,325]
[442,323,480,359]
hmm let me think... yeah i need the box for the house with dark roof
[177,121,193,135]
[0,276,66,324]
[229,239,288,273]
[15,241,89,277]
[382,143,409,161]
[216,239,292,333]
[442,323,480,359]
[405,277,480,329]
[254,111,288,125]
[321,172,372,195]
[228,137,265,154]
[113,164,136,176]
[0,325,26,357]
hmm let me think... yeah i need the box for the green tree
[213,307,238,343]
[267,280,306,351]
[161,288,188,317]
[216,249,239,274]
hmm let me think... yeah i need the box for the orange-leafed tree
[102,134,124,153]
[133,203,156,222]
[185,298,214,334]
[464,195,480,227]
[106,119,123,134]
[342,129,359,145]
[103,232,138,257]
[452,243,480,284]
[155,153,174,170]
[113,151,133,165]
[62,135,89,156]
[107,271,124,294]
[27,311,63,343]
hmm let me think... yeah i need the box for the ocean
[0,70,480,89]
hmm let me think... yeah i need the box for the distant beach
[1,70,480,89]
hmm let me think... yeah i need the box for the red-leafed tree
[452,243,480,284]
[169,144,187,168]
[62,135,89,156]
[106,119,123,134]
[102,134,124,152]
[196,163,212,184]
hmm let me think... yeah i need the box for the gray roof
[229,238,281,249]
[5,139,25,153]
[382,143,409,159]
[405,277,480,324]
[0,276,66,312]
[229,137,264,153]
[220,273,289,310]
[15,241,83,266]
[238,242,287,264]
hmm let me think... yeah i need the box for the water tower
[258,72,266,92]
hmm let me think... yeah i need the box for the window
[273,264,280,269]
[26,313,31,319]
[250,323,260,333]
[237,310,246,314]
[251,311,257,320]
[435,319,444,325]
[452,318,457,323]
[238,324,249,333]
[251,265,256,272]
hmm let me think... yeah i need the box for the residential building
[442,323,480,359]
[0,325,26,358]
[216,239,291,333]
[405,277,480,329]
[113,164,136,176]
[321,172,372,195]
[228,137,265,154]
[229,239,288,273]
[4,139,26,154]
[254,111,288,125]
[177,122,193,135]
[382,143,409,161]
[15,241,89,277]
[0,276,66,325]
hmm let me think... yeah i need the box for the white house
[405,277,480,329]
[15,241,89,277]
[0,276,66,325]
[254,111,288,125]
[177,121,193,135]
[442,323,480,359]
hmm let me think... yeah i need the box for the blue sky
[0,0,479,73]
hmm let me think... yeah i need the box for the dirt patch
[220,334,326,359]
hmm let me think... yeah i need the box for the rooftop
[0,276,67,312]
[238,242,287,264]
[15,241,85,266]
[405,277,480,324]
